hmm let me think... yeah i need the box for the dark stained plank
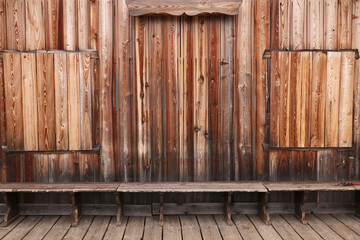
[143,216,162,240]
[282,214,322,240]
[63,216,94,240]
[248,214,282,240]
[306,214,342,240]
[3,216,42,240]
[289,52,301,147]
[269,51,280,147]
[299,52,311,147]
[270,0,279,48]
[90,0,98,49]
[23,216,59,240]
[197,215,222,240]
[0,216,25,239]
[103,216,128,240]
[0,0,6,49]
[83,216,111,240]
[6,0,25,50]
[123,216,145,240]
[180,215,202,240]
[163,216,181,240]
[214,215,242,240]
[0,59,6,147]
[36,51,55,151]
[90,59,100,146]
[233,215,261,240]
[279,51,290,147]
[315,214,360,240]
[79,153,94,182]
[271,215,301,240]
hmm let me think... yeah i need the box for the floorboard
[315,214,359,240]
[103,216,128,240]
[0,216,25,239]
[83,215,111,240]
[197,215,222,240]
[163,216,181,240]
[43,216,73,240]
[271,215,302,240]
[306,214,343,240]
[281,214,322,240]
[123,216,145,240]
[2,216,41,240]
[332,214,360,235]
[63,216,94,240]
[214,215,242,240]
[180,215,202,240]
[23,216,59,240]
[232,215,262,240]
[248,214,282,240]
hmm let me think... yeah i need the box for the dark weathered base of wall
[0,202,355,216]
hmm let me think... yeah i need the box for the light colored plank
[307,0,324,49]
[103,216,128,240]
[338,0,352,49]
[339,51,355,147]
[271,215,301,240]
[270,52,280,147]
[248,214,282,240]
[0,216,25,239]
[197,215,222,240]
[123,216,145,240]
[233,215,262,240]
[0,0,6,49]
[63,215,94,240]
[45,0,61,49]
[23,216,59,240]
[289,52,301,147]
[279,0,290,49]
[3,216,41,240]
[324,0,338,49]
[63,0,77,50]
[6,0,25,50]
[299,52,311,147]
[25,0,45,50]
[214,215,242,240]
[306,214,342,240]
[163,216,181,240]
[180,215,202,240]
[83,216,111,240]
[90,0,98,49]
[279,51,290,147]
[289,0,305,49]
[282,214,322,240]
[316,214,359,240]
[78,0,90,49]
[332,214,360,235]
[143,216,162,240]
[21,52,38,151]
[43,216,72,240]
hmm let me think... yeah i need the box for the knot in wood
[198,75,205,83]
[194,126,201,132]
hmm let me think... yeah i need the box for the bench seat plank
[116,181,267,193]
[0,183,119,193]
[263,182,360,192]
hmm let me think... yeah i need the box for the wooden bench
[262,182,360,224]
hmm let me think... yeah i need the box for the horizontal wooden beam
[263,49,360,59]
[0,49,99,59]
[1,144,100,154]
[127,0,242,16]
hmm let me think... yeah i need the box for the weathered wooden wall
[0,0,358,205]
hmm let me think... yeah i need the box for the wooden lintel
[115,193,123,226]
[224,192,232,225]
[2,193,19,227]
[258,192,270,225]
[159,193,164,226]
[294,191,307,224]
[71,193,81,227]
[0,50,99,60]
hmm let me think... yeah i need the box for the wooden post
[224,192,232,225]
[294,191,307,224]
[2,192,19,227]
[258,192,270,224]
[70,192,81,227]
[115,193,123,226]
[159,193,164,226]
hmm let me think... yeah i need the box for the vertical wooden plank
[149,16,164,182]
[310,52,326,147]
[59,153,74,182]
[0,59,6,146]
[324,0,338,50]
[325,52,341,147]
[67,52,81,150]
[300,52,311,147]
[208,16,220,180]
[269,151,278,181]
[277,150,290,181]
[289,0,305,49]
[279,51,290,147]
[255,0,270,179]
[78,0,90,49]
[181,16,194,182]
[54,51,68,150]
[6,0,26,50]
[279,0,289,49]
[3,52,23,151]
[0,0,7,49]
[339,52,355,147]
[80,153,94,182]
[90,0,98,49]
[307,0,324,49]
[164,16,180,181]
[63,0,77,50]
[304,151,316,180]
[270,52,280,147]
[220,16,235,180]
[236,0,253,180]
[25,0,45,50]
[37,51,55,151]
[79,52,92,150]
[338,0,352,49]
[45,0,62,49]
[90,59,100,146]
[289,52,301,147]
[270,0,279,48]
[21,53,38,151]
[290,151,303,180]
[99,0,115,181]
[193,15,209,181]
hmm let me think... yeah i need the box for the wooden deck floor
[0,214,359,240]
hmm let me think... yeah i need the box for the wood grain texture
[67,52,80,150]
[90,0,98,49]
[37,51,55,151]
[307,0,324,49]
[63,0,77,50]
[90,59,99,146]
[21,53,38,151]
[325,52,341,147]
[79,52,92,150]
[289,0,305,49]
[289,52,301,147]
[54,51,68,150]
[279,51,290,147]
[0,59,6,147]
[99,0,115,181]
[338,0,352,49]
[0,0,7,49]
[270,0,279,48]
[78,0,90,49]
[324,0,338,49]
[6,0,26,50]
[300,52,311,147]
[339,52,355,147]
[25,0,45,50]
[45,0,62,49]
[279,0,289,49]
[3,52,23,151]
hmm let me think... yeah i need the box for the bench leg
[115,193,123,226]
[159,193,164,227]
[295,191,307,224]
[3,192,19,227]
[258,192,270,225]
[224,192,232,225]
[356,191,360,217]
[71,193,81,227]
